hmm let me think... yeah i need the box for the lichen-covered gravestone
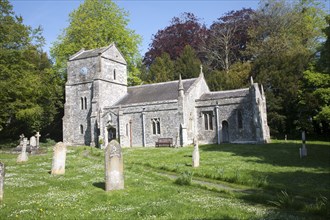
[30,136,37,147]
[17,138,28,163]
[0,162,4,201]
[51,142,67,175]
[192,139,200,168]
[105,140,124,191]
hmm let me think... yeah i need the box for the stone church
[63,44,270,148]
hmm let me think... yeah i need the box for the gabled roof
[199,88,249,100]
[69,43,114,61]
[115,78,197,106]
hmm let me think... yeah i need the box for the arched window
[81,97,84,110]
[84,97,87,109]
[151,118,161,135]
[113,69,116,80]
[80,125,84,134]
[203,111,213,130]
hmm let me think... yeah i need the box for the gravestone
[300,131,307,158]
[192,139,200,168]
[35,132,41,148]
[105,140,124,191]
[51,142,67,175]
[0,162,4,201]
[17,138,28,162]
[30,136,37,147]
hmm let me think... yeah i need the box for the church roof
[115,78,197,106]
[69,43,118,61]
[199,88,249,100]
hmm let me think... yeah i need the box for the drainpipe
[141,110,146,147]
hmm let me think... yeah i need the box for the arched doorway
[107,126,116,142]
[222,121,229,143]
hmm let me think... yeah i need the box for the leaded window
[203,111,213,130]
[151,118,161,135]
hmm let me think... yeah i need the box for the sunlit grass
[0,140,329,219]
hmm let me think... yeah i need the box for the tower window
[151,118,161,135]
[80,125,84,134]
[113,69,116,80]
[84,97,87,109]
[203,111,213,130]
[81,97,84,110]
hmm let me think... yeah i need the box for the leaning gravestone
[0,162,4,202]
[51,142,67,175]
[192,139,200,168]
[17,138,28,162]
[30,136,37,147]
[105,140,124,191]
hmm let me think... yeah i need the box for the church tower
[63,44,127,146]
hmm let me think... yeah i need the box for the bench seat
[155,138,173,147]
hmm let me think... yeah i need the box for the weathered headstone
[35,132,41,148]
[0,162,4,202]
[51,142,67,175]
[17,138,28,162]
[300,131,307,158]
[105,140,124,191]
[192,139,200,168]
[30,136,37,147]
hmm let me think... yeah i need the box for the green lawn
[0,140,329,219]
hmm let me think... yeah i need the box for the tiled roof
[69,45,110,61]
[199,88,249,100]
[116,78,197,106]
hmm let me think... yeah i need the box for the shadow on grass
[201,142,330,169]
[93,182,105,190]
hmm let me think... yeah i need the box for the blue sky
[9,1,266,56]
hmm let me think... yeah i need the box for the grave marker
[0,162,4,201]
[105,140,124,191]
[17,138,28,162]
[30,136,37,147]
[51,142,67,175]
[35,132,41,148]
[192,139,200,168]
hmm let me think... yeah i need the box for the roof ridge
[129,78,197,89]
[207,88,249,94]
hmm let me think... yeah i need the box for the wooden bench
[155,138,173,147]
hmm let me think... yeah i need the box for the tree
[247,0,326,136]
[0,0,62,139]
[175,45,201,79]
[206,8,255,73]
[51,0,142,85]
[297,15,330,136]
[147,52,175,83]
[144,12,208,67]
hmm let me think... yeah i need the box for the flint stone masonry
[17,138,28,163]
[105,140,124,191]
[63,44,270,147]
[0,162,4,201]
[51,142,67,175]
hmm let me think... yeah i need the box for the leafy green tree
[0,0,62,139]
[148,53,175,83]
[175,45,201,79]
[297,15,330,135]
[248,0,326,136]
[51,0,142,85]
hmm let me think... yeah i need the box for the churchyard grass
[0,140,329,219]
